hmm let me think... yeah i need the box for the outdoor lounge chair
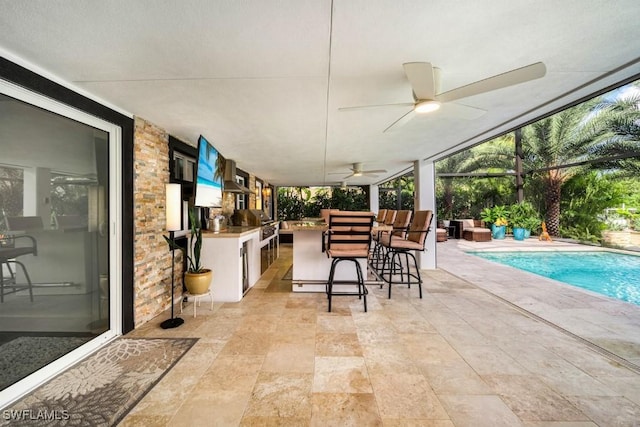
[456,219,491,242]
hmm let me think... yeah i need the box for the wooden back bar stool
[325,211,375,312]
[372,209,412,270]
[375,209,388,224]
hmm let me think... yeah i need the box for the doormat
[0,337,197,426]
[0,336,93,390]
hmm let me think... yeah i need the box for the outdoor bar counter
[290,220,370,293]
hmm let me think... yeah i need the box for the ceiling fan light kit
[414,100,441,113]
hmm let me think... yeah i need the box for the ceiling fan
[329,162,388,180]
[340,61,546,132]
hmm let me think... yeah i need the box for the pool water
[470,251,640,306]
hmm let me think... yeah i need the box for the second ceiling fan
[340,61,546,132]
[330,162,387,180]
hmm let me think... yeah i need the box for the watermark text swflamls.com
[2,409,70,421]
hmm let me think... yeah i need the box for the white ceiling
[1,0,639,186]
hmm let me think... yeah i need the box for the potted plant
[165,207,212,295]
[523,216,541,238]
[489,205,509,239]
[480,207,496,227]
[510,201,539,240]
[492,216,508,239]
[509,202,528,240]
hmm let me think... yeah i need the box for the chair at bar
[324,211,375,312]
[378,210,433,299]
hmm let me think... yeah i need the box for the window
[235,176,246,210]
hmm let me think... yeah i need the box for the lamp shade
[166,183,182,232]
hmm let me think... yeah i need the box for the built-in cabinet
[200,228,261,302]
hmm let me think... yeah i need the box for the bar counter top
[288,221,328,231]
[202,226,260,238]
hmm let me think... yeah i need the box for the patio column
[413,159,437,269]
[369,184,379,214]
[23,166,52,228]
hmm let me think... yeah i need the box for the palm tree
[589,89,640,176]
[436,135,514,219]
[521,97,611,236]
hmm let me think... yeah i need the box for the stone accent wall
[249,175,257,209]
[131,116,271,327]
[133,116,183,327]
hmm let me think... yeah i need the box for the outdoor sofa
[453,218,491,242]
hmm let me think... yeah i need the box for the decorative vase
[184,269,213,295]
[491,224,506,239]
[513,227,526,241]
[523,228,531,239]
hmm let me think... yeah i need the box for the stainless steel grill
[261,223,276,240]
[232,209,270,226]
[232,209,276,242]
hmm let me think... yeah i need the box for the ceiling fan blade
[384,109,415,133]
[436,62,546,103]
[342,172,355,180]
[403,62,436,100]
[440,102,487,120]
[363,169,387,174]
[339,102,414,111]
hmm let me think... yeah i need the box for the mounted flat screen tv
[194,135,224,208]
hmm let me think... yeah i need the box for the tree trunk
[544,179,561,236]
[443,178,454,218]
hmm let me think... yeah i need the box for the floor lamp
[161,183,184,329]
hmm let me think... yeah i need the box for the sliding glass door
[0,80,121,405]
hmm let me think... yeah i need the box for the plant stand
[180,289,214,318]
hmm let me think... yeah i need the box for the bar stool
[371,210,397,268]
[373,210,412,273]
[0,234,37,303]
[378,210,433,299]
[325,211,374,312]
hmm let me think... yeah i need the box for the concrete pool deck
[437,237,640,370]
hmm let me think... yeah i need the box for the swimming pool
[469,251,640,306]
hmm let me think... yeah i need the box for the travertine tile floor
[121,242,640,426]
